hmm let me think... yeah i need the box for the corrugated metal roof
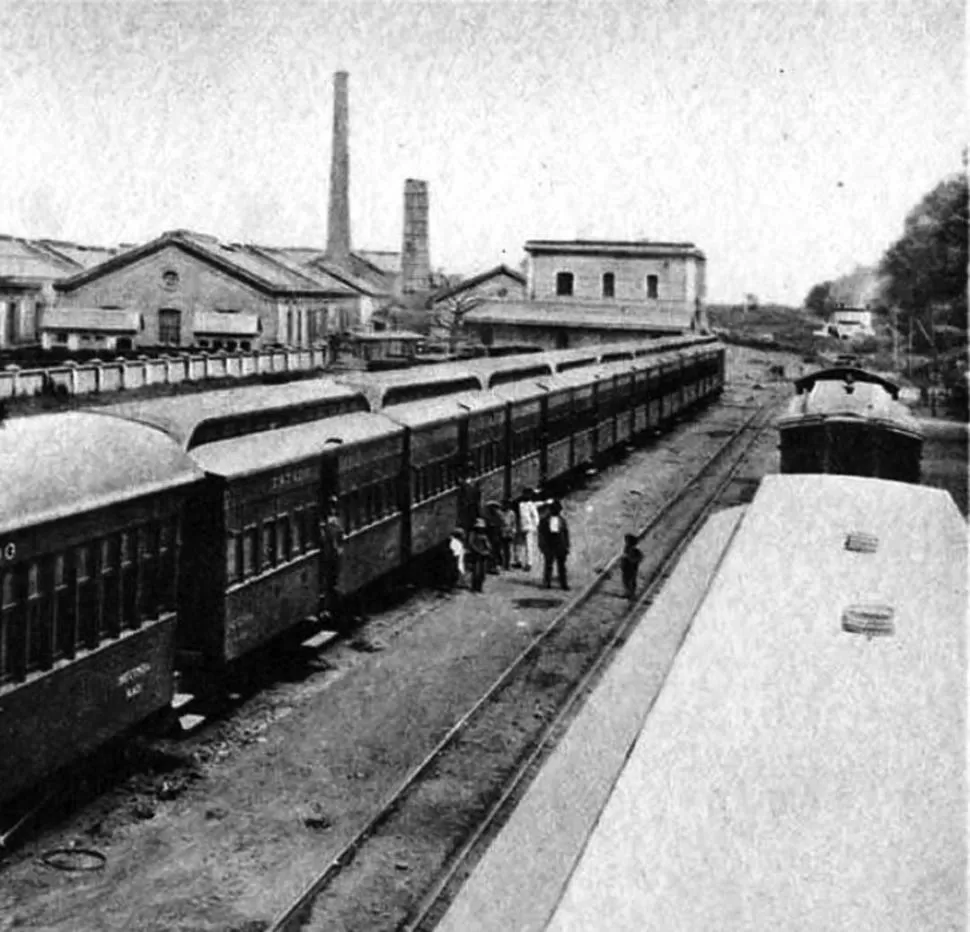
[190,412,403,479]
[193,311,260,336]
[0,412,202,534]
[41,307,141,332]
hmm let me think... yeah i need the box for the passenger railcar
[0,414,201,805]
[0,336,726,806]
[180,413,405,669]
[777,366,924,482]
[438,473,968,932]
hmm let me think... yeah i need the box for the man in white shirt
[519,488,541,572]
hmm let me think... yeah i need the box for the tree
[804,280,835,316]
[432,293,483,352]
[879,172,968,350]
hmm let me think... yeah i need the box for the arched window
[602,272,615,298]
[556,272,574,297]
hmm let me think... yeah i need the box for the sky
[0,0,964,304]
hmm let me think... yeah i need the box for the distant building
[829,306,876,338]
[429,264,526,312]
[0,235,120,347]
[464,239,707,350]
[52,229,376,351]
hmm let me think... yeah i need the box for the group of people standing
[449,487,571,594]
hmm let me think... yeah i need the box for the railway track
[266,393,782,932]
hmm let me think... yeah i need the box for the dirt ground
[1,344,961,932]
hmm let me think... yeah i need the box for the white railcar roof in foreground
[443,474,968,932]
[0,412,203,534]
[189,411,403,479]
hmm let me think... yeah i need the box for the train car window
[139,525,158,621]
[277,516,291,563]
[0,570,18,683]
[158,522,177,612]
[305,506,319,549]
[75,545,99,650]
[100,538,121,639]
[261,521,276,570]
[242,527,256,577]
[120,531,139,631]
[25,560,51,672]
[53,553,76,661]
[226,532,240,583]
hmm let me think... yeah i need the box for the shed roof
[0,412,202,534]
[41,307,141,333]
[464,300,690,332]
[190,412,403,479]
[193,311,261,336]
[524,238,706,260]
[429,264,526,305]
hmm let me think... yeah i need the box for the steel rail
[267,395,780,932]
[403,398,777,931]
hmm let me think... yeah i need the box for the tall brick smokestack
[401,179,430,294]
[326,71,351,258]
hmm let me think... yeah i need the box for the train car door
[319,446,342,618]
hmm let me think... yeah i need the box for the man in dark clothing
[319,496,345,620]
[466,518,493,593]
[538,501,570,590]
[620,533,643,601]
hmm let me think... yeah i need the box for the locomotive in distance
[0,334,725,807]
[777,365,924,483]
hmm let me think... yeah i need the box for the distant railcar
[777,367,924,482]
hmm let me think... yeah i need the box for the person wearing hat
[320,494,345,620]
[538,500,570,590]
[466,517,493,593]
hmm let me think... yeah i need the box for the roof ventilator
[844,531,879,553]
[842,603,895,638]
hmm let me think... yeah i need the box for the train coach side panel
[0,618,176,804]
[341,516,403,594]
[410,491,460,557]
[221,556,321,663]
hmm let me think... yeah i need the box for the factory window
[56,333,69,344]
[602,273,615,298]
[158,308,182,345]
[556,272,574,297]
[117,338,133,350]
[646,275,659,299]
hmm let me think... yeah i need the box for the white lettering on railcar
[117,663,152,701]
[271,466,313,491]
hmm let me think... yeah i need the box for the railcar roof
[0,412,202,534]
[544,474,967,931]
[379,390,502,429]
[778,377,923,438]
[188,411,403,478]
[794,366,900,397]
[334,362,485,408]
[99,378,365,447]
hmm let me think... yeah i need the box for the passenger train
[438,473,967,932]
[777,365,924,482]
[0,334,724,807]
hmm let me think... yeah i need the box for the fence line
[0,347,330,400]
